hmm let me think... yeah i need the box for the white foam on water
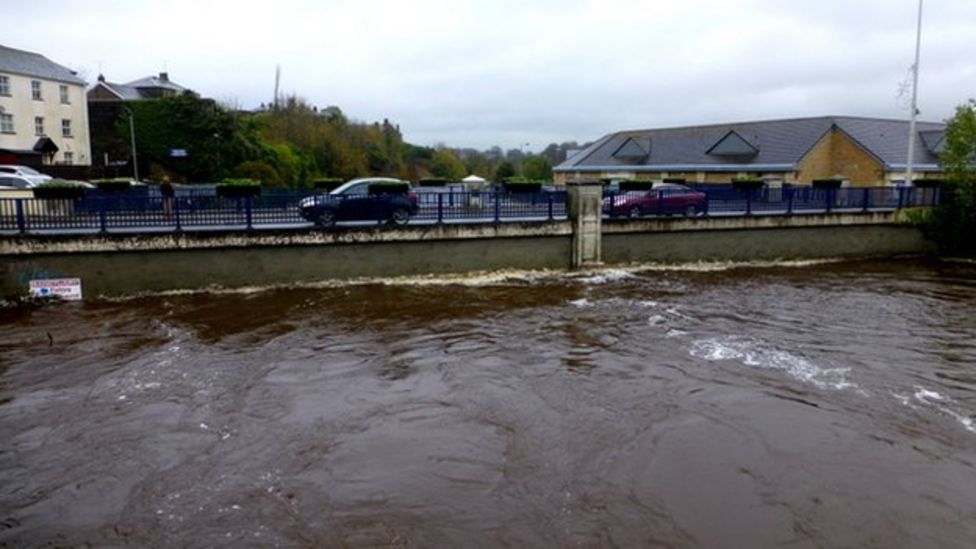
[569,298,592,308]
[666,329,688,338]
[689,336,855,390]
[90,258,862,302]
[577,270,637,285]
[908,385,976,433]
[647,314,666,326]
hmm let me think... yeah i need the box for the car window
[343,183,369,195]
[0,176,29,188]
[0,167,14,174]
[20,167,41,176]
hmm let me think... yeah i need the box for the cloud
[4,0,975,149]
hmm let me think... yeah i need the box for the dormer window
[612,138,649,161]
[707,130,758,157]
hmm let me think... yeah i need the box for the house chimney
[159,72,169,82]
[98,74,105,82]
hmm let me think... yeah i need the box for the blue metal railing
[602,185,938,219]
[0,186,937,235]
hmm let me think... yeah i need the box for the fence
[603,185,938,218]
[0,186,938,235]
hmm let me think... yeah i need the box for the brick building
[554,116,946,187]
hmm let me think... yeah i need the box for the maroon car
[603,183,706,218]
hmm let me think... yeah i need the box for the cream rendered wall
[0,72,90,165]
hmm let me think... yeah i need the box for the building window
[31,80,42,100]
[59,85,70,104]
[61,119,72,137]
[0,113,13,133]
[35,116,45,136]
[63,152,74,165]
[0,75,9,96]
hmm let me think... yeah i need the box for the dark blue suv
[299,178,419,228]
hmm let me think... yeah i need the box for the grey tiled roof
[556,116,946,171]
[0,44,86,85]
[97,82,145,100]
[125,75,186,92]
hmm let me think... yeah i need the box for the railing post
[245,196,253,229]
[15,199,26,234]
[547,192,554,220]
[437,192,444,224]
[98,197,108,233]
[493,191,501,223]
[745,190,752,215]
[786,187,794,215]
[862,187,870,212]
[825,188,833,213]
[656,190,664,216]
[702,190,710,216]
[173,196,182,231]
[897,186,905,210]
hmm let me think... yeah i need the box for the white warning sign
[29,278,83,301]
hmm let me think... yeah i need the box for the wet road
[1,258,975,547]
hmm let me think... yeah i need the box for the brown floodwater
[1,258,975,547]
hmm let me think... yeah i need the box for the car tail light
[407,192,419,202]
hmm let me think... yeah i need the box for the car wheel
[389,207,411,226]
[684,205,698,217]
[628,205,643,218]
[315,209,336,228]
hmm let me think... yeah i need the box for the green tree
[124,92,258,182]
[928,99,976,255]
[494,161,516,182]
[430,149,467,181]
[521,155,553,181]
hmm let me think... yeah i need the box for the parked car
[299,178,419,227]
[603,183,707,217]
[0,174,36,189]
[0,165,52,187]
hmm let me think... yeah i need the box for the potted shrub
[216,178,261,198]
[368,181,411,195]
[32,181,88,200]
[731,176,764,191]
[313,177,344,191]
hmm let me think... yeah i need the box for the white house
[0,44,91,166]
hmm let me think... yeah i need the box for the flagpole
[905,0,923,185]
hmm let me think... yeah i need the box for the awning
[33,137,59,154]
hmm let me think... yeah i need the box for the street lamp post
[127,108,139,182]
[904,0,923,186]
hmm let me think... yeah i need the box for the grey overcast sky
[4,0,975,150]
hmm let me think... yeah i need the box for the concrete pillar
[566,177,603,269]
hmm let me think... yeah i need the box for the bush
[216,178,261,197]
[812,177,844,189]
[233,160,282,187]
[418,177,449,187]
[33,180,89,199]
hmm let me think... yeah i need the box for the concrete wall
[0,213,934,299]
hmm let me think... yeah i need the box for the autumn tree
[928,99,976,255]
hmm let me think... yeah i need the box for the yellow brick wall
[795,129,885,187]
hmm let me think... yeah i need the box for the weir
[0,181,935,298]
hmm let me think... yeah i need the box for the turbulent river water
[1,258,975,547]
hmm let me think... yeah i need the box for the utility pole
[128,109,139,181]
[904,0,923,186]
